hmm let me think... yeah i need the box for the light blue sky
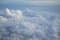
[0,0,60,5]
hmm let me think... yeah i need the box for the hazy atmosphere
[0,0,60,40]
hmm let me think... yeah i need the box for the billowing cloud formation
[6,8,23,19]
[0,8,60,40]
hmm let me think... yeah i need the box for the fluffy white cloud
[6,8,23,19]
[0,8,60,40]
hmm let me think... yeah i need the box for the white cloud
[6,8,23,19]
[39,15,46,21]
[0,16,8,22]
[26,8,32,12]
[6,8,11,15]
[0,8,60,40]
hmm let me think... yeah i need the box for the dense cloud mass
[0,8,60,40]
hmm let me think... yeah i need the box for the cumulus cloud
[0,8,60,40]
[6,8,23,19]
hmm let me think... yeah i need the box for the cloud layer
[0,8,60,40]
[0,0,60,5]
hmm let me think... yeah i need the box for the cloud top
[6,8,23,19]
[0,8,60,40]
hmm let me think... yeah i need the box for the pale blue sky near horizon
[0,0,60,13]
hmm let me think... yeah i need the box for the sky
[0,0,60,5]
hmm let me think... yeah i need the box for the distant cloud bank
[0,0,60,5]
